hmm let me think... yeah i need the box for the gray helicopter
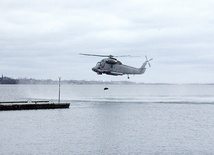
[80,53,153,79]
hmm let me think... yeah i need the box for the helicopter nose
[92,67,96,72]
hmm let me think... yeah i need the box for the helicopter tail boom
[139,56,153,74]
[139,62,147,74]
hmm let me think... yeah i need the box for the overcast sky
[0,0,214,83]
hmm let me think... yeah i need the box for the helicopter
[80,53,153,79]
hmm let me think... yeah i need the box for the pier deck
[0,101,70,111]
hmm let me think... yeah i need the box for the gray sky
[0,0,214,83]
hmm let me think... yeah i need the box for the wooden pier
[0,101,70,111]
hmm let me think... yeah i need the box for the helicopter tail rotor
[145,55,153,67]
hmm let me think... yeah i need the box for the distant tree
[0,75,18,84]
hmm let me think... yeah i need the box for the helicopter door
[101,62,105,68]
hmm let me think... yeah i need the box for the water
[0,84,214,154]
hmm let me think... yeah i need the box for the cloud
[0,0,214,83]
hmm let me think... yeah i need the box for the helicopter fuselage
[92,58,147,76]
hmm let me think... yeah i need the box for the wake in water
[69,95,214,105]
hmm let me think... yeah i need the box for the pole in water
[58,77,61,103]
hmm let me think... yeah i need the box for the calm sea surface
[0,84,214,154]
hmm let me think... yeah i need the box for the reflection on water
[0,84,214,154]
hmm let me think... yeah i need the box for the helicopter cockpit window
[96,62,101,67]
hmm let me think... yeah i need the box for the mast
[58,77,61,103]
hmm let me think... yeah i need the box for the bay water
[0,84,214,154]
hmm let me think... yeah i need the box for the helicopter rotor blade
[79,53,110,57]
[114,55,131,57]
[114,55,140,58]
[80,53,139,58]
[79,53,140,58]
